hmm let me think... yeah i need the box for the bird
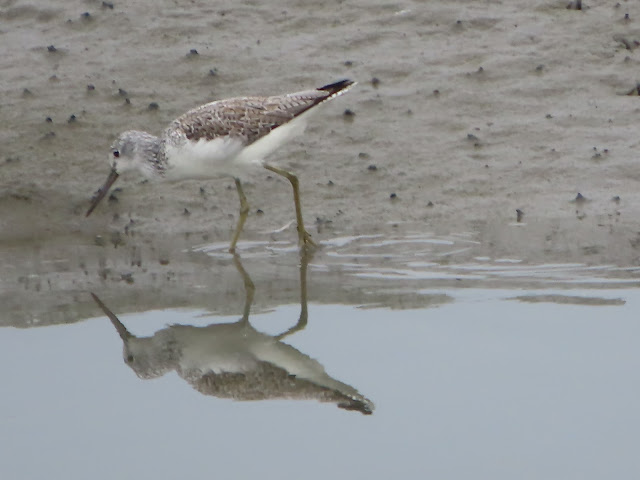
[89,253,374,414]
[85,79,356,252]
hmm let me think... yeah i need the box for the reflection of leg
[275,249,311,340]
[264,164,317,250]
[232,254,255,324]
[229,178,250,253]
[298,249,309,329]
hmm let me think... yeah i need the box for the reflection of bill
[91,254,373,415]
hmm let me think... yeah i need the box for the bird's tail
[317,79,356,96]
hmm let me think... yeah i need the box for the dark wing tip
[317,79,355,95]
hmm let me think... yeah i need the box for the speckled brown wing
[170,80,354,145]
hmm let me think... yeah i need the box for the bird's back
[161,80,355,179]
[166,79,355,146]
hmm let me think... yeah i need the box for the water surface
[2,248,639,479]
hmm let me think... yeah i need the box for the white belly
[164,111,311,180]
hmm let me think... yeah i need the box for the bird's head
[85,130,160,217]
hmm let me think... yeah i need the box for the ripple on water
[191,230,640,289]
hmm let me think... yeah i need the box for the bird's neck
[137,134,168,179]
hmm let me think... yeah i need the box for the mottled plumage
[172,85,342,144]
[86,80,356,252]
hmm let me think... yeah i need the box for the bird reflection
[91,253,373,415]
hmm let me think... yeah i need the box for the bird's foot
[300,229,319,251]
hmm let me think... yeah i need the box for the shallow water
[2,243,640,479]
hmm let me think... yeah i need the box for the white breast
[164,136,246,180]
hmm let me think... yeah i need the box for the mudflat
[2,0,640,326]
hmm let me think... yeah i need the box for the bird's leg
[264,164,317,250]
[275,248,311,340]
[231,254,255,325]
[229,178,250,254]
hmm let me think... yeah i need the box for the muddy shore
[2,0,640,327]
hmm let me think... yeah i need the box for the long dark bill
[90,293,132,341]
[85,168,119,217]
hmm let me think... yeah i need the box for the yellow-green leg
[232,254,255,324]
[275,248,311,340]
[229,178,250,253]
[264,164,317,250]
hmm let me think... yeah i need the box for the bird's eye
[113,150,120,158]
[126,354,134,363]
